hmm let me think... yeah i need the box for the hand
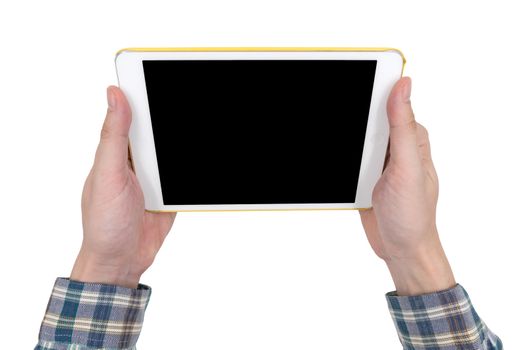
[359,77,456,296]
[71,86,177,288]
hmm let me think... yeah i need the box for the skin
[359,77,455,295]
[71,86,176,288]
[71,77,456,295]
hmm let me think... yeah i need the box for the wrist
[70,248,140,289]
[385,238,456,296]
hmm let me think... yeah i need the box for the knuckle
[406,118,418,133]
[100,123,111,140]
[100,108,113,140]
[100,118,112,140]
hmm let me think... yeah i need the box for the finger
[94,86,132,173]
[416,123,432,162]
[386,77,420,168]
[382,141,391,172]
[127,140,135,172]
[162,212,178,241]
[145,211,177,246]
[416,123,438,181]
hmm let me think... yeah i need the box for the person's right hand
[359,77,456,296]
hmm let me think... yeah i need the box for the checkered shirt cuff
[386,284,503,350]
[36,277,151,350]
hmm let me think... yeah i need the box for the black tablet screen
[142,60,377,205]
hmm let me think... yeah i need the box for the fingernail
[402,78,412,103]
[107,87,116,111]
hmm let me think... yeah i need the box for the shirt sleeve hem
[385,283,502,349]
[37,277,151,349]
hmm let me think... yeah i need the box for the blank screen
[142,60,377,205]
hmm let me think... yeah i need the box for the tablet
[114,48,405,212]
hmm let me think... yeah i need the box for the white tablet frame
[114,48,405,212]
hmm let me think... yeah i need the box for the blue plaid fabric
[35,279,502,349]
[35,278,151,350]
[387,284,503,349]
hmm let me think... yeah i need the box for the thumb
[94,86,132,173]
[386,77,420,168]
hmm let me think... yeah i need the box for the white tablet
[114,48,405,212]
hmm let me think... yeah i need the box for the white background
[0,1,523,348]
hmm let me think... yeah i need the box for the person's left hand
[70,85,176,288]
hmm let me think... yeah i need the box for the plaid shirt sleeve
[35,278,151,350]
[386,283,503,349]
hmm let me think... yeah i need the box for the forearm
[372,230,504,349]
[385,234,456,297]
[384,237,503,349]
[70,247,142,289]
